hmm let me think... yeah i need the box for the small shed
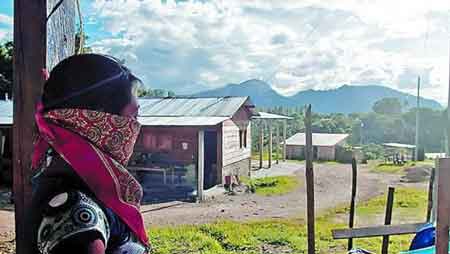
[285,133,349,161]
[382,143,416,163]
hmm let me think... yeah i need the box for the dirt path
[141,161,408,228]
[0,161,427,234]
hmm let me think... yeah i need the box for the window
[239,130,243,148]
[239,129,247,149]
[243,130,247,148]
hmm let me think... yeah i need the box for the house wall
[317,146,335,161]
[286,145,304,160]
[222,107,252,180]
[286,145,338,161]
[134,127,200,164]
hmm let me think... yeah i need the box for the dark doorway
[204,131,218,189]
[313,146,318,160]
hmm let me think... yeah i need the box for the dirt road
[141,161,414,228]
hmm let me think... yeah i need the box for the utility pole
[415,76,421,161]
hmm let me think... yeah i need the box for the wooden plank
[381,187,395,254]
[426,167,435,222]
[259,121,264,169]
[14,1,47,254]
[332,223,427,239]
[436,158,450,254]
[283,119,287,161]
[347,157,357,251]
[304,105,315,254]
[47,0,76,69]
[197,130,205,201]
[268,122,272,168]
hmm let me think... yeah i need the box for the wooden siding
[317,146,335,161]
[222,107,252,167]
[135,127,199,164]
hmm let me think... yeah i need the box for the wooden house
[0,97,257,202]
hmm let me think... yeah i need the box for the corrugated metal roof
[286,133,349,146]
[138,97,252,117]
[253,112,292,120]
[0,97,253,126]
[383,143,416,149]
[138,116,229,126]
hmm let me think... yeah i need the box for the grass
[148,187,428,254]
[251,151,282,161]
[242,176,300,196]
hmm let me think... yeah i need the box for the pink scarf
[32,103,149,246]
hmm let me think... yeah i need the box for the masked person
[28,54,150,254]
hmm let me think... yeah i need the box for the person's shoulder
[37,191,110,254]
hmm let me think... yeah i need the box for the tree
[372,97,403,115]
[0,41,13,99]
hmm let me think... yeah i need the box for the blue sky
[0,0,450,104]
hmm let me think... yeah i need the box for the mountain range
[193,79,442,113]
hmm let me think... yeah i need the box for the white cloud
[0,14,12,26]
[87,0,450,104]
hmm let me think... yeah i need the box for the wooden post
[283,119,287,161]
[0,129,5,156]
[436,158,450,254]
[276,122,280,164]
[426,167,435,222]
[14,1,47,254]
[305,105,315,254]
[415,76,421,161]
[268,122,273,168]
[197,130,205,201]
[347,157,358,251]
[447,46,450,156]
[381,187,395,254]
[259,121,264,169]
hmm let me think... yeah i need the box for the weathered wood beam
[276,122,280,164]
[347,157,357,251]
[305,105,315,254]
[381,187,395,254]
[268,121,272,168]
[47,0,76,69]
[283,119,287,161]
[426,167,435,222]
[436,158,450,254]
[197,130,205,201]
[259,121,264,169]
[14,1,47,254]
[332,223,427,239]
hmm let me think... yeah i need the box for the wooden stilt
[283,119,287,161]
[197,130,205,201]
[259,121,264,169]
[276,122,280,164]
[268,122,273,168]
[305,105,315,254]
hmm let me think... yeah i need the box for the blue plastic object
[410,224,436,251]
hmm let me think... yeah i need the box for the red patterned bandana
[44,109,141,166]
[34,107,149,244]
